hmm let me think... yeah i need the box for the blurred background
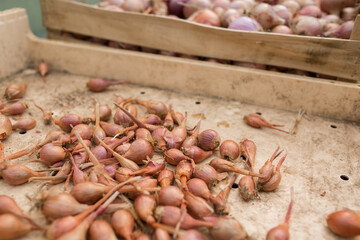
[0,0,99,37]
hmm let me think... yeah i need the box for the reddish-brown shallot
[198,129,221,151]
[129,157,165,176]
[115,167,133,182]
[204,216,247,240]
[2,163,46,185]
[123,138,154,164]
[182,145,213,163]
[154,206,213,229]
[158,169,174,188]
[87,78,128,92]
[93,103,106,145]
[163,105,174,130]
[135,99,168,119]
[158,186,184,207]
[164,113,187,149]
[194,164,228,187]
[214,175,236,215]
[220,140,240,161]
[50,113,82,132]
[111,209,134,240]
[70,181,112,204]
[100,121,123,137]
[175,160,194,190]
[154,228,171,240]
[238,175,256,201]
[127,177,159,200]
[164,148,192,165]
[55,190,121,240]
[4,83,27,100]
[0,114,12,140]
[182,119,201,148]
[240,139,256,170]
[134,194,157,225]
[87,105,112,122]
[152,127,168,152]
[185,191,214,219]
[70,124,93,143]
[34,103,51,124]
[327,209,360,238]
[266,188,294,240]
[0,101,27,115]
[258,146,282,184]
[114,142,132,155]
[46,177,140,240]
[29,130,67,154]
[140,114,162,125]
[30,161,71,185]
[187,178,221,207]
[177,230,205,240]
[261,152,287,192]
[42,193,89,220]
[38,62,49,82]
[39,143,66,166]
[98,138,140,171]
[0,195,40,227]
[89,219,118,240]
[0,213,41,240]
[244,113,290,134]
[210,158,261,177]
[136,128,154,144]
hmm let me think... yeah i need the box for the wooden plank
[28,33,360,122]
[350,15,360,40]
[0,8,30,79]
[39,0,360,81]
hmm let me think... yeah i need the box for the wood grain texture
[0,8,30,79]
[351,15,360,40]
[39,0,360,81]
[28,34,360,122]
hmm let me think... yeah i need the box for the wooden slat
[28,33,360,122]
[39,0,360,81]
[350,15,360,40]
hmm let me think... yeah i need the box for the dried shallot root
[244,113,290,134]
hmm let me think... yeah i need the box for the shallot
[327,209,360,237]
[0,213,40,240]
[0,101,27,115]
[266,188,294,240]
[50,113,82,132]
[220,140,240,161]
[0,114,12,140]
[4,83,27,100]
[2,163,46,185]
[89,220,118,240]
[87,78,128,92]
[38,62,49,82]
[244,113,290,134]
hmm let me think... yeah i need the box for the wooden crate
[39,0,360,82]
[0,8,360,240]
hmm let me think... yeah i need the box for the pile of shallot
[0,75,357,240]
[96,0,358,40]
[59,0,359,80]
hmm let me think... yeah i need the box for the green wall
[0,0,100,38]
